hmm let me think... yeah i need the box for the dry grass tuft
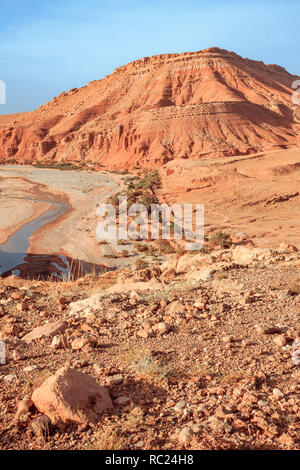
[83,428,127,450]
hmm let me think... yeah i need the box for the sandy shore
[0,173,54,244]
[0,199,52,245]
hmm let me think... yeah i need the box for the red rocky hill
[0,47,299,169]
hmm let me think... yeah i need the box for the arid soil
[160,147,300,248]
[0,48,299,170]
[0,245,299,450]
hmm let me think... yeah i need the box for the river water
[0,197,70,277]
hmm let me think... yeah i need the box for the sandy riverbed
[0,165,124,270]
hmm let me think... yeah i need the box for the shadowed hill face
[0,47,299,169]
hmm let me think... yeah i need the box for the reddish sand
[159,147,300,248]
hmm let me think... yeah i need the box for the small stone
[1,323,20,337]
[174,400,186,412]
[4,374,17,382]
[273,388,284,398]
[93,363,103,375]
[16,398,34,421]
[23,321,68,344]
[153,322,170,335]
[31,415,53,437]
[273,335,287,347]
[178,426,194,445]
[24,365,39,372]
[114,396,130,406]
[107,375,123,386]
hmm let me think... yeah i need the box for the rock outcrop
[0,48,299,169]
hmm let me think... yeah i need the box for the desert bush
[117,239,128,245]
[155,239,175,254]
[132,171,161,192]
[120,249,129,258]
[199,244,211,254]
[210,231,231,248]
[135,243,148,253]
[135,258,148,270]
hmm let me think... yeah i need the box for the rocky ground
[0,243,299,450]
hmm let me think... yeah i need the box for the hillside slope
[0,48,299,169]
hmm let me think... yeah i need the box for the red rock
[137,329,155,339]
[15,398,34,421]
[71,337,95,350]
[273,334,287,347]
[153,322,170,335]
[22,321,68,344]
[16,302,28,312]
[0,48,298,170]
[0,323,20,337]
[31,367,113,425]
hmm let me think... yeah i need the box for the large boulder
[32,367,113,425]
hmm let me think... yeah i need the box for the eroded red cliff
[0,47,299,169]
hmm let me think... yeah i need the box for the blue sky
[0,0,299,114]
